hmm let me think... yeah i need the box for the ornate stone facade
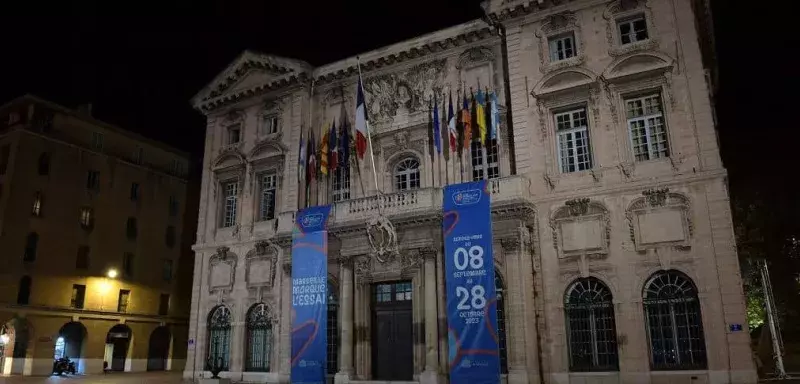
[185,1,754,384]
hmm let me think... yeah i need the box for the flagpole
[343,84,367,199]
[306,80,316,208]
[356,57,380,195]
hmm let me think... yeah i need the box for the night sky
[0,3,796,251]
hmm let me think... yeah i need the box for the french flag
[355,74,369,160]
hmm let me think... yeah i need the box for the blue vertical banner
[442,180,500,384]
[291,205,332,384]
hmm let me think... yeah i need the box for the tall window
[123,253,135,278]
[169,195,179,217]
[24,232,39,262]
[91,132,104,151]
[171,159,183,176]
[0,145,9,175]
[394,158,420,191]
[17,276,32,305]
[564,277,619,371]
[165,226,176,248]
[246,303,273,372]
[555,108,592,173]
[627,94,669,161]
[38,152,50,175]
[258,173,277,221]
[31,191,43,216]
[133,147,144,165]
[158,294,170,316]
[163,259,173,282]
[117,289,130,312]
[618,16,648,45]
[79,207,94,229]
[208,306,232,369]
[227,124,241,145]
[332,166,351,202]
[222,181,238,227]
[471,139,500,181]
[130,183,140,201]
[643,270,707,370]
[76,245,90,269]
[86,170,100,190]
[126,217,138,240]
[495,272,509,373]
[71,284,86,309]
[327,282,339,374]
[549,32,576,61]
[261,115,278,135]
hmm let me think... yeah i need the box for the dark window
[618,16,649,45]
[117,289,130,313]
[0,145,9,175]
[38,152,50,175]
[86,170,99,190]
[71,284,86,309]
[130,183,140,201]
[162,259,173,282]
[169,195,179,217]
[76,246,90,269]
[31,192,43,216]
[644,270,707,370]
[327,282,338,374]
[227,124,241,145]
[24,232,38,262]
[17,276,32,305]
[79,207,94,229]
[565,277,619,371]
[165,226,176,248]
[126,217,137,240]
[258,173,277,221]
[207,306,232,368]
[158,294,170,316]
[245,303,273,371]
[123,253,134,278]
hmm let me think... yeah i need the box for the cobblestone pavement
[0,372,186,384]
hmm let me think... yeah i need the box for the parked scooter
[52,356,77,375]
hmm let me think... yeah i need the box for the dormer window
[618,16,648,45]
[227,124,241,145]
[261,115,278,135]
[549,32,576,62]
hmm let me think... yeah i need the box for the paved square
[0,372,186,384]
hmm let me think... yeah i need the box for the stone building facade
[0,95,192,376]
[186,0,756,383]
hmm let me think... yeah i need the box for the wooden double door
[372,281,414,381]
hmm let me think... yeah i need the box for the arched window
[245,303,273,372]
[24,232,38,262]
[564,277,619,371]
[327,281,339,375]
[495,272,508,374]
[17,276,32,305]
[207,306,231,369]
[38,152,50,175]
[126,217,138,240]
[393,158,420,191]
[643,270,706,370]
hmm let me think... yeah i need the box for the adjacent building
[186,0,755,383]
[0,95,192,376]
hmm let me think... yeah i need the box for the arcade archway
[0,318,33,375]
[55,322,87,373]
[105,324,132,372]
[147,326,171,371]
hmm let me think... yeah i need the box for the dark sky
[0,1,795,193]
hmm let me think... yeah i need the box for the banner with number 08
[442,180,500,384]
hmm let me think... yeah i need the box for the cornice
[195,72,309,114]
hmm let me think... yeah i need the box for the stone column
[421,247,440,384]
[500,237,531,384]
[335,256,354,384]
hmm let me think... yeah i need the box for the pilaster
[420,246,441,384]
[335,255,355,384]
[500,236,532,384]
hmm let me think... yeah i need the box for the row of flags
[298,72,503,190]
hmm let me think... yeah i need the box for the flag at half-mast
[355,75,369,160]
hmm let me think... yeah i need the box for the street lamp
[107,269,118,279]
[0,334,8,345]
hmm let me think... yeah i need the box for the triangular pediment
[603,52,673,81]
[192,51,312,107]
[533,68,597,97]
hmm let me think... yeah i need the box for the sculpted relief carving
[626,189,693,252]
[209,247,237,293]
[245,240,280,289]
[363,59,448,123]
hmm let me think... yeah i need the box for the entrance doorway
[147,326,171,371]
[105,324,132,371]
[56,322,87,373]
[371,281,413,381]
